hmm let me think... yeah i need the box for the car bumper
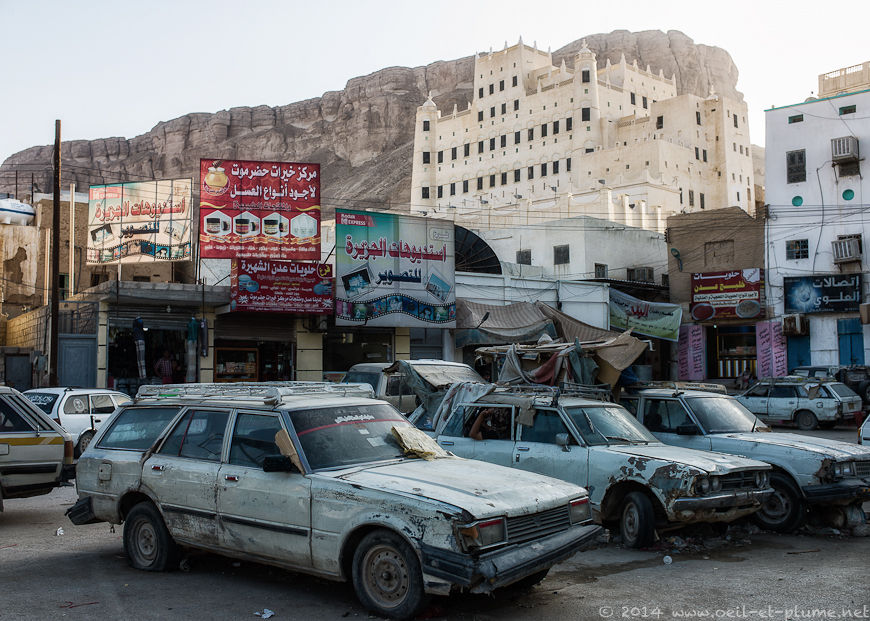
[65,496,102,525]
[802,479,870,505]
[671,489,773,522]
[419,522,601,594]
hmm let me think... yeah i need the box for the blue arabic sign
[783,274,862,314]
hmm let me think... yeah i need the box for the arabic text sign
[86,179,192,264]
[335,210,456,328]
[230,259,333,314]
[756,320,788,378]
[678,324,706,380]
[784,274,862,314]
[199,159,320,261]
[690,269,764,321]
[609,289,682,341]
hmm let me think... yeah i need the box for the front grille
[855,461,870,478]
[720,471,759,490]
[505,505,571,544]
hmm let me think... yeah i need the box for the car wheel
[76,431,95,457]
[123,502,179,571]
[795,410,818,431]
[620,491,656,549]
[754,472,805,533]
[352,529,427,620]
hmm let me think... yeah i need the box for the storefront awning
[455,300,557,347]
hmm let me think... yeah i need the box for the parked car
[735,377,862,430]
[1,385,75,511]
[860,415,870,445]
[623,388,870,533]
[24,387,132,455]
[343,360,484,415]
[68,382,600,620]
[428,384,773,548]
[792,365,870,409]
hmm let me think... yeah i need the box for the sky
[2,0,869,168]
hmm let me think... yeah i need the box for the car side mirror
[676,424,700,436]
[555,433,571,451]
[262,455,297,473]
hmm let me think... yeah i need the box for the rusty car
[427,384,773,548]
[67,382,600,620]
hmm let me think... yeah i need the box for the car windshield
[291,404,419,470]
[343,372,380,390]
[23,392,59,414]
[827,383,857,398]
[564,405,658,445]
[685,396,759,433]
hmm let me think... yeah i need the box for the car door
[59,393,92,441]
[142,408,230,547]
[88,393,118,431]
[737,383,769,419]
[435,403,515,467]
[0,395,64,492]
[217,411,311,567]
[766,385,799,422]
[513,408,588,488]
[641,398,711,451]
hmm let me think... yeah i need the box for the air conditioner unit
[831,136,859,162]
[832,237,862,263]
[782,314,809,336]
[627,267,655,282]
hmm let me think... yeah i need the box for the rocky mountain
[1,30,747,214]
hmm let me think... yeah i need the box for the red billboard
[199,159,320,260]
[230,259,333,314]
[690,269,765,321]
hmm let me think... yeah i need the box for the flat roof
[765,87,870,112]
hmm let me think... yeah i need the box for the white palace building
[410,39,756,233]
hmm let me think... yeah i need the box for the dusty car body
[0,385,75,511]
[429,384,772,548]
[792,365,870,407]
[736,377,862,430]
[624,388,870,533]
[69,382,599,620]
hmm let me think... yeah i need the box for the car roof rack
[626,381,728,394]
[495,382,612,402]
[136,382,375,406]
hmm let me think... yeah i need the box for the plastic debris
[254,610,275,619]
[663,555,672,565]
[55,527,65,536]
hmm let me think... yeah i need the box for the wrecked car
[428,383,773,548]
[624,388,870,533]
[736,377,862,430]
[68,382,600,620]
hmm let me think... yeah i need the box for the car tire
[795,410,818,431]
[76,431,95,457]
[620,491,656,549]
[352,529,427,620]
[123,502,180,572]
[754,472,805,533]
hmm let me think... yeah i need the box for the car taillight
[63,440,75,464]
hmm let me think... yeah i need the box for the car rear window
[24,392,59,415]
[827,383,857,398]
[344,372,379,390]
[98,407,181,451]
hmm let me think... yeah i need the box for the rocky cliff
[1,30,746,213]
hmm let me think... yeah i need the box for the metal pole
[49,120,61,385]
[69,183,75,295]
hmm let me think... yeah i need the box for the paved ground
[1,427,867,620]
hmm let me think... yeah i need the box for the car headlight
[710,476,722,492]
[457,517,507,551]
[755,471,769,488]
[569,497,591,524]
[695,476,711,495]
[833,462,855,478]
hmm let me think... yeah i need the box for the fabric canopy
[455,300,557,347]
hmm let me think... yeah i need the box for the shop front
[213,312,296,382]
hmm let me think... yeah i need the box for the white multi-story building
[410,39,755,232]
[765,61,870,369]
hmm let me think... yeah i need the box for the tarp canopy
[455,300,557,347]
[382,360,483,388]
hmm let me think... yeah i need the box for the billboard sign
[690,269,765,321]
[335,210,455,327]
[609,289,682,341]
[230,259,333,314]
[87,179,192,264]
[783,274,862,314]
[199,159,320,260]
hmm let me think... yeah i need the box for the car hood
[318,457,585,518]
[712,432,870,461]
[602,443,768,474]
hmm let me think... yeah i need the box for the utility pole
[49,120,61,386]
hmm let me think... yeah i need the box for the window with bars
[786,239,809,260]
[787,149,806,183]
